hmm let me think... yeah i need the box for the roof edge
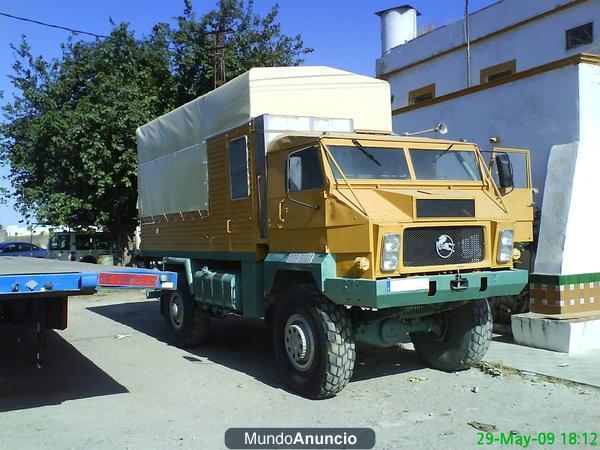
[375,5,422,17]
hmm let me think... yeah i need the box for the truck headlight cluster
[497,229,514,263]
[381,233,401,272]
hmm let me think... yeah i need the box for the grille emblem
[436,234,455,259]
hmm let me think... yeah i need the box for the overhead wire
[0,11,108,39]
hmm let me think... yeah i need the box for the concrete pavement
[1,291,598,449]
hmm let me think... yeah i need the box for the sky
[0,0,498,226]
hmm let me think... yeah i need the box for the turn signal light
[355,257,370,272]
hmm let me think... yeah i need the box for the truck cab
[267,133,532,279]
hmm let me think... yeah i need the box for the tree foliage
[0,0,312,258]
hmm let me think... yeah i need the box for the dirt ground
[1,291,598,450]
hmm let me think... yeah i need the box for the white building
[376,0,600,314]
[3,224,52,237]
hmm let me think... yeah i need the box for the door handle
[257,174,263,213]
[278,200,286,222]
[226,219,232,234]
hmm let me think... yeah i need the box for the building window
[480,60,516,84]
[229,136,250,200]
[408,84,435,105]
[566,22,593,49]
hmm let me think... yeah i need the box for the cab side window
[229,136,250,200]
[491,152,529,188]
[287,146,324,193]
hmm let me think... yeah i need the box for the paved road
[1,291,598,449]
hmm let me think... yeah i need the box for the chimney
[376,5,421,56]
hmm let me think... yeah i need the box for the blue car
[0,241,49,258]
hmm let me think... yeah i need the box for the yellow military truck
[136,67,533,398]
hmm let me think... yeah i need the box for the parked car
[47,231,114,264]
[0,241,49,258]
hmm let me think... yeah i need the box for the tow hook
[450,271,468,292]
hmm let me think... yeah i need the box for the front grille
[403,226,484,267]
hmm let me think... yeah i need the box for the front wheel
[273,290,355,399]
[410,299,492,371]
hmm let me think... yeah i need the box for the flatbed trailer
[0,256,177,363]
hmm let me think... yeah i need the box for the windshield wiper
[433,142,456,161]
[352,139,381,166]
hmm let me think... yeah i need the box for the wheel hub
[429,311,453,343]
[284,314,315,372]
[169,293,184,329]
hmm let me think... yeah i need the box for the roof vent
[375,5,421,56]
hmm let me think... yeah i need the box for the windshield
[410,148,482,181]
[328,146,410,180]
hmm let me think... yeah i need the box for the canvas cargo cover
[136,66,392,218]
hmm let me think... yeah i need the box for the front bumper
[323,269,528,309]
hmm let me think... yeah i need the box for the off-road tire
[163,287,210,348]
[273,286,356,399]
[410,299,492,371]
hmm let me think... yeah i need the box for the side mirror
[496,153,514,189]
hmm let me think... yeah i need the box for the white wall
[380,0,599,109]
[560,63,600,274]
[392,65,581,209]
[378,0,578,72]
[4,224,52,236]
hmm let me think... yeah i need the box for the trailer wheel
[410,299,492,371]
[164,287,209,348]
[273,287,355,399]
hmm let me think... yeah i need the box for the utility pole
[208,28,232,89]
[464,0,471,87]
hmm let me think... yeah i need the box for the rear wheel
[410,299,492,371]
[273,287,355,399]
[163,286,210,348]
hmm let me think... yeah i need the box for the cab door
[267,145,326,252]
[490,148,534,242]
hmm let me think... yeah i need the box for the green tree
[1,25,174,258]
[0,1,312,261]
[171,0,311,106]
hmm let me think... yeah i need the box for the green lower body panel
[323,269,528,309]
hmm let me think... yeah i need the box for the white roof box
[136,66,392,164]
